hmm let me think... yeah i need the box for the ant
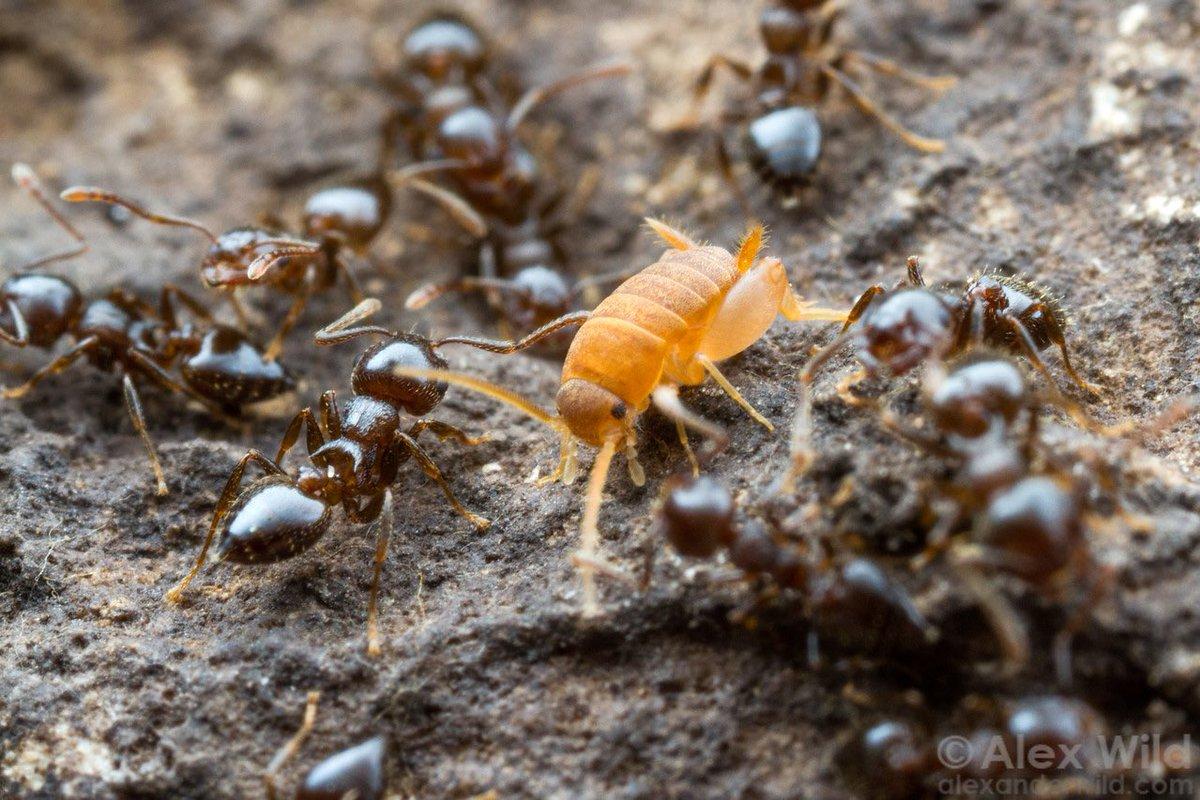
[164,299,495,656]
[376,13,493,162]
[57,158,401,359]
[788,256,1103,483]
[389,45,631,339]
[383,219,847,615]
[674,0,955,207]
[657,473,936,660]
[847,695,1108,798]
[878,353,1192,683]
[263,692,387,800]
[2,164,295,496]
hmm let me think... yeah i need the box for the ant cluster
[5,2,1196,797]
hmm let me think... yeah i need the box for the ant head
[217,476,333,564]
[436,106,507,170]
[201,228,278,288]
[965,274,1009,311]
[352,334,449,416]
[861,289,954,375]
[658,474,737,558]
[403,15,487,81]
[760,5,811,54]
[0,274,83,348]
[929,357,1027,440]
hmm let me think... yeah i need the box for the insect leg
[1,334,98,398]
[820,65,946,153]
[395,431,490,531]
[263,691,320,800]
[366,490,394,658]
[695,353,774,430]
[121,371,169,496]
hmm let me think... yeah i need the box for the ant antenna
[60,186,220,245]
[507,61,633,130]
[11,163,89,270]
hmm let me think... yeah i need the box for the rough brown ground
[2,0,1200,797]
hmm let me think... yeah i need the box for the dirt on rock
[2,0,1200,798]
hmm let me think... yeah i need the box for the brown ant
[164,299,503,656]
[878,353,1192,683]
[657,473,936,661]
[674,0,955,206]
[788,256,1102,482]
[389,51,631,339]
[2,164,295,496]
[376,13,493,162]
[57,160,401,359]
[263,692,388,800]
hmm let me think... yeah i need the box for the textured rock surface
[1,0,1199,797]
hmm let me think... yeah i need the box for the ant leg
[408,418,489,446]
[159,283,214,327]
[226,290,255,331]
[841,51,957,93]
[366,490,394,658]
[1052,563,1115,687]
[332,252,365,306]
[395,431,490,530]
[819,65,946,153]
[121,372,169,496]
[694,354,774,431]
[785,328,856,488]
[319,389,341,439]
[952,551,1030,677]
[1,335,97,398]
[670,54,755,130]
[274,407,326,464]
[0,300,31,347]
[714,133,753,220]
[11,164,90,270]
[264,291,312,362]
[164,449,287,603]
[643,218,696,250]
[263,691,321,800]
[59,186,219,243]
[432,310,591,353]
[1000,316,1104,432]
[124,349,241,425]
[675,419,700,477]
[651,385,729,463]
[402,178,488,239]
[507,60,632,129]
[1027,305,1101,395]
[577,437,620,617]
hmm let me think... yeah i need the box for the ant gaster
[676,0,954,206]
[2,164,295,495]
[263,692,388,800]
[164,299,501,656]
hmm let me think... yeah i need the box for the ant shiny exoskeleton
[2,164,295,496]
[657,473,936,661]
[263,692,388,800]
[389,45,631,340]
[164,299,504,656]
[878,353,1192,683]
[57,165,390,359]
[674,0,955,207]
[788,256,1102,482]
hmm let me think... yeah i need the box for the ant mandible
[675,0,955,207]
[2,164,295,496]
[164,299,497,656]
[788,256,1102,483]
[388,219,847,615]
[262,692,388,800]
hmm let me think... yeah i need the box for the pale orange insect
[384,218,847,613]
